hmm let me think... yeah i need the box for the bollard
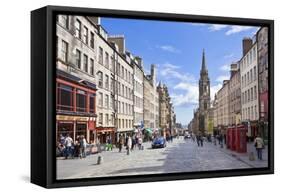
[127,149,130,155]
[249,152,255,161]
[97,155,103,164]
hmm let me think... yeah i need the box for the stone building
[257,27,269,141]
[198,50,211,135]
[216,80,230,134]
[130,56,144,128]
[213,94,219,135]
[108,35,134,141]
[207,106,214,135]
[157,83,176,137]
[143,64,159,129]
[240,37,259,139]
[56,15,98,143]
[157,83,171,130]
[229,63,241,125]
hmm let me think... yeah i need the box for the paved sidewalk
[208,141,268,168]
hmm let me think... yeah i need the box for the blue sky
[101,17,259,126]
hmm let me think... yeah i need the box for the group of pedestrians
[56,134,88,159]
[118,134,143,154]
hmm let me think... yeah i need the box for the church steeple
[201,49,208,75]
[198,49,210,134]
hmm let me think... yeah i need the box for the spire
[201,49,206,71]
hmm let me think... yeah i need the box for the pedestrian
[64,134,73,159]
[127,135,132,155]
[138,136,143,150]
[200,135,203,147]
[219,134,223,148]
[97,137,101,153]
[107,136,112,151]
[59,134,65,145]
[213,135,217,146]
[118,134,124,152]
[82,135,87,158]
[196,135,200,147]
[73,140,79,158]
[131,136,136,151]
[254,134,265,160]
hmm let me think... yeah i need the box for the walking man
[64,134,73,159]
[118,134,124,152]
[200,135,203,147]
[127,135,132,155]
[254,134,265,160]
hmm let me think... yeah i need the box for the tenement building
[157,83,173,137]
[56,15,98,143]
[108,35,134,141]
[143,64,159,129]
[257,27,269,141]
[198,50,211,135]
[132,56,144,128]
[216,80,230,134]
[240,37,259,140]
[229,63,241,125]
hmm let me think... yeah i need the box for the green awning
[145,128,153,134]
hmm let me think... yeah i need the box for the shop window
[76,89,87,112]
[57,84,73,111]
[89,93,95,113]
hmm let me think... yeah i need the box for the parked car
[184,134,191,140]
[152,137,166,148]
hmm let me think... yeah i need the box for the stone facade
[217,80,230,130]
[143,65,159,129]
[229,63,241,125]
[240,39,259,138]
[257,27,269,140]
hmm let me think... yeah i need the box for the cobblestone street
[57,137,267,180]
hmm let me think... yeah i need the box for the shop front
[116,128,134,142]
[56,70,97,144]
[56,115,96,143]
[96,127,116,144]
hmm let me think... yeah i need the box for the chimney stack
[108,35,125,54]
[242,37,253,56]
[135,56,143,67]
[230,63,238,77]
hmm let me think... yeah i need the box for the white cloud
[163,63,180,69]
[220,64,230,72]
[171,82,199,106]
[224,53,234,59]
[190,23,207,26]
[190,23,257,36]
[216,75,229,83]
[158,45,181,53]
[208,24,228,31]
[225,26,254,35]
[160,63,195,82]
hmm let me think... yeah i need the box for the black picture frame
[31,5,274,188]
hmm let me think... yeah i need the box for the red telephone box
[227,127,234,149]
[235,125,247,153]
[230,126,236,151]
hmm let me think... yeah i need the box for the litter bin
[235,125,247,153]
